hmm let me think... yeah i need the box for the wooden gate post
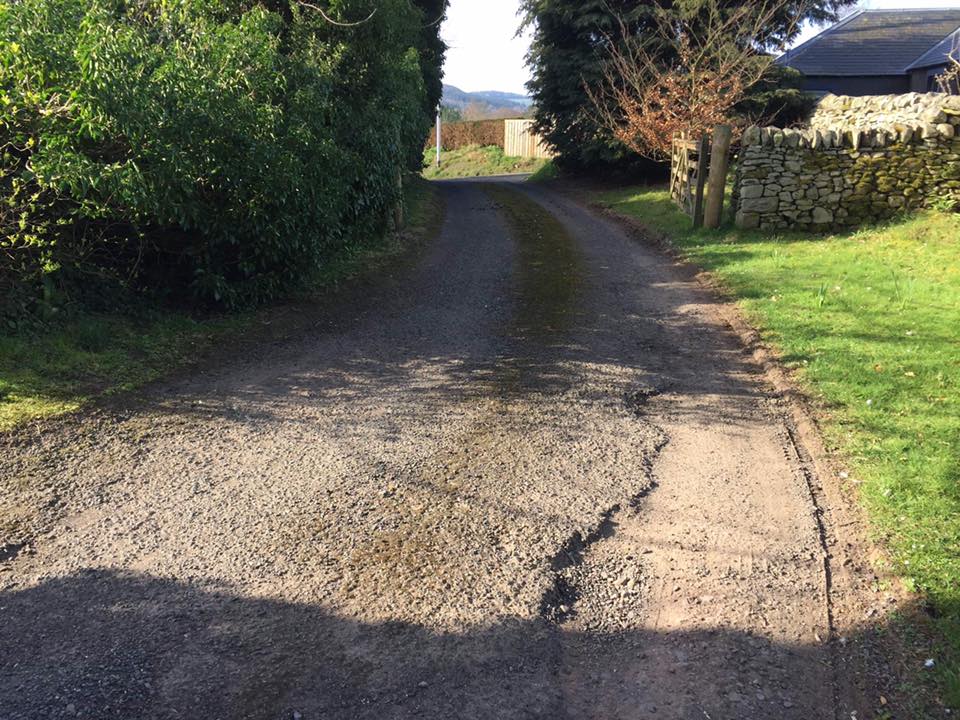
[703,124,733,229]
[393,167,404,231]
[692,134,710,228]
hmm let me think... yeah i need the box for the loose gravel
[0,179,884,719]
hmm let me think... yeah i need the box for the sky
[441,0,960,97]
[441,0,532,95]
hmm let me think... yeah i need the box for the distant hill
[442,84,532,119]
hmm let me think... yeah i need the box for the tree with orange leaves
[585,0,809,160]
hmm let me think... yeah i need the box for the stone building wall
[733,93,960,231]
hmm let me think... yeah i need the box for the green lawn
[422,145,548,180]
[0,178,442,432]
[599,186,960,707]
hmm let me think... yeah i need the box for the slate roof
[779,8,960,76]
[907,28,960,70]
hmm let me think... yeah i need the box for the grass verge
[527,160,559,183]
[422,145,548,180]
[0,177,443,432]
[598,185,960,709]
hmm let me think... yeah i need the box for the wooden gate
[669,126,733,229]
[670,133,710,227]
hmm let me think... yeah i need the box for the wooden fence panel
[504,119,555,159]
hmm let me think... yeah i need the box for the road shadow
[0,178,776,451]
[0,568,910,719]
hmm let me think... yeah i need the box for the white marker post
[436,104,441,168]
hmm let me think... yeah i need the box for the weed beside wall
[734,93,960,231]
[0,0,443,319]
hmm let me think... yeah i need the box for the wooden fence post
[435,104,441,167]
[692,134,710,228]
[393,167,404,231]
[703,124,733,229]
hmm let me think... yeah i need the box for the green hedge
[1,0,442,318]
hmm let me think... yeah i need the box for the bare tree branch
[584,0,811,160]
[297,2,377,27]
[420,11,444,29]
[297,2,442,30]
[937,31,960,94]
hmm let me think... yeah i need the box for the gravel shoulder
[1,179,895,719]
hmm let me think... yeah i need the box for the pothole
[539,507,619,624]
[539,387,671,625]
[0,542,27,563]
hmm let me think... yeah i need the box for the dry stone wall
[733,93,960,231]
[810,92,960,130]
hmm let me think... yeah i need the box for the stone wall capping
[732,92,960,231]
[742,126,761,146]
[810,92,959,134]
[850,128,863,150]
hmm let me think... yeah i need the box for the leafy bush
[1,0,445,318]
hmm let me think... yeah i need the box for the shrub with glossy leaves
[1,0,445,317]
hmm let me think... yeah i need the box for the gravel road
[1,179,881,719]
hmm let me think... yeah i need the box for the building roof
[778,8,960,77]
[907,28,960,70]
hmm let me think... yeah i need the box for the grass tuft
[528,160,559,183]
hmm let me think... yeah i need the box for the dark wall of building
[801,75,910,96]
[911,65,950,92]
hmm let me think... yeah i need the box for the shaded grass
[0,177,443,431]
[527,160,559,183]
[599,185,960,709]
[422,145,548,180]
[0,314,242,430]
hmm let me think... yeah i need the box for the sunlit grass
[422,145,548,180]
[600,185,960,707]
